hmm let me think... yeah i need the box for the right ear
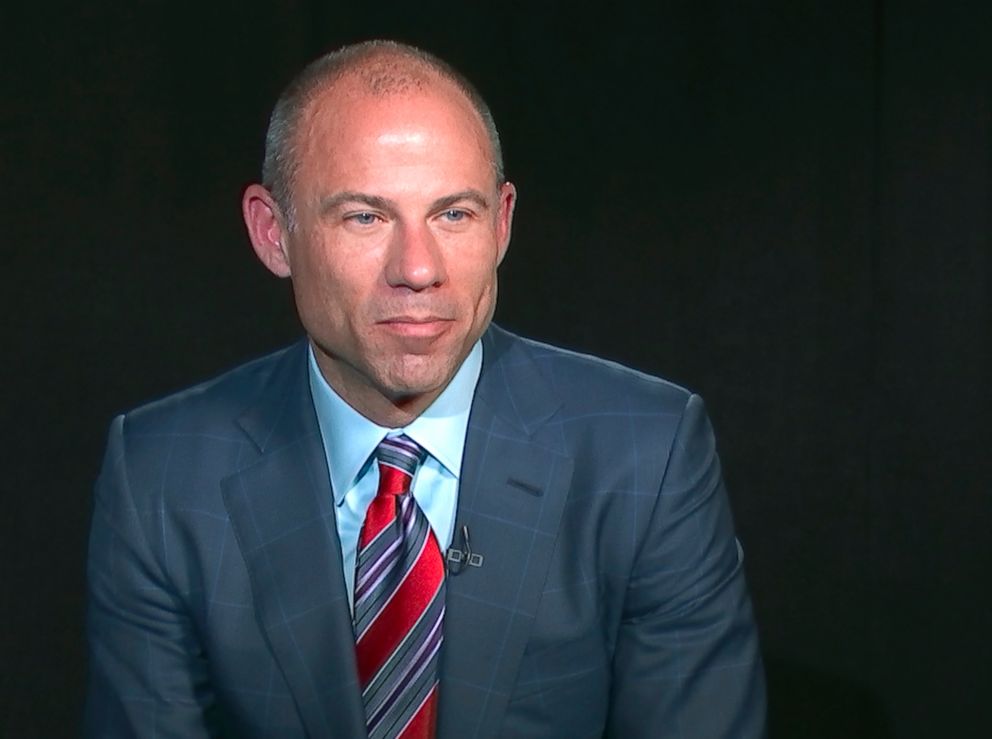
[242,184,292,277]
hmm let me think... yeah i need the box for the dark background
[4,1,989,736]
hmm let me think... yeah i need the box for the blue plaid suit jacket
[85,324,766,737]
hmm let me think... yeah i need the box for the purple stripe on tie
[379,600,443,700]
[355,535,402,602]
[376,435,427,476]
[361,588,443,704]
[356,529,431,641]
[368,620,441,730]
[355,498,419,603]
[400,495,418,538]
[367,601,444,731]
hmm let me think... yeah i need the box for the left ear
[495,181,517,266]
[242,183,292,278]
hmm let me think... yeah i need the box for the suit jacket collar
[222,327,574,739]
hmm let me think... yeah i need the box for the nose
[384,222,446,290]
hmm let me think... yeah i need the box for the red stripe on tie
[358,465,409,548]
[355,532,444,685]
[397,684,438,739]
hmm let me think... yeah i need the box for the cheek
[442,237,500,291]
[289,258,352,329]
[293,243,369,308]
[461,260,500,304]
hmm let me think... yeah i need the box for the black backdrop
[4,2,989,737]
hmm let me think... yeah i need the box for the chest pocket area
[505,577,611,736]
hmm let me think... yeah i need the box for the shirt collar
[307,340,483,507]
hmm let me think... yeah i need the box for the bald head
[262,41,504,227]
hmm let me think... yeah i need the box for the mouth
[377,316,454,338]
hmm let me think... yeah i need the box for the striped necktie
[354,435,444,739]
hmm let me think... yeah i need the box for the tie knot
[374,435,427,497]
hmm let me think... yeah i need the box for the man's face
[276,80,515,419]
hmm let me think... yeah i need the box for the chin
[379,355,457,399]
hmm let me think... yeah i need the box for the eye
[441,209,467,222]
[348,212,379,226]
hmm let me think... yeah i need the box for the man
[85,40,766,738]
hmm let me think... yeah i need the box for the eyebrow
[431,190,491,212]
[318,191,393,216]
[317,189,492,217]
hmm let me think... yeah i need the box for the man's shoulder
[119,340,305,436]
[489,325,694,416]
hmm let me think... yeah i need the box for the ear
[242,184,292,277]
[495,181,517,266]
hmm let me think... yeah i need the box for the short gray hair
[262,40,505,229]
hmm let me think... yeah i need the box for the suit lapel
[221,342,366,739]
[438,327,575,739]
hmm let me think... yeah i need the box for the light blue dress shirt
[307,341,483,608]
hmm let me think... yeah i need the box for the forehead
[294,76,493,179]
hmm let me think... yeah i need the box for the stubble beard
[311,328,469,423]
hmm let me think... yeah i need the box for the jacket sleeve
[84,414,220,738]
[605,394,767,738]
